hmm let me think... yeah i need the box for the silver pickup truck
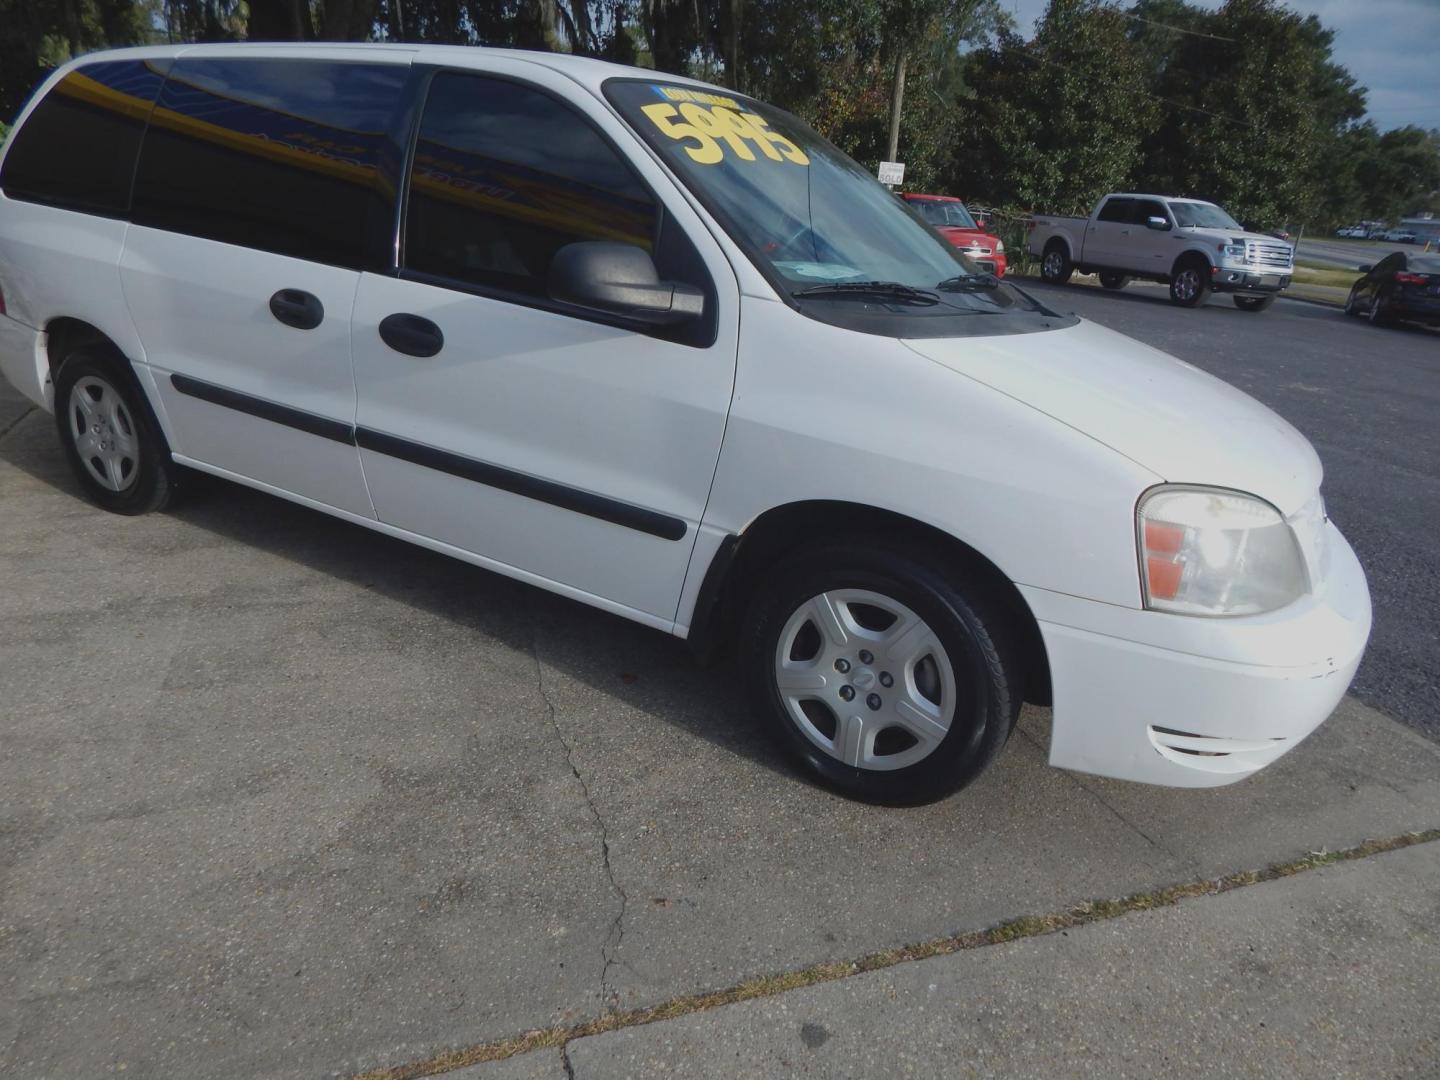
[1027,193,1295,312]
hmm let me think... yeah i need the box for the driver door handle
[269,288,324,330]
[378,313,444,358]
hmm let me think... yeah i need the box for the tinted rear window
[131,58,408,268]
[1097,198,1134,223]
[0,60,168,216]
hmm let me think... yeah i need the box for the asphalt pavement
[1295,236,1431,271]
[1015,278,1440,741]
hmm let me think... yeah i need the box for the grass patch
[351,828,1440,1080]
[1292,262,1362,289]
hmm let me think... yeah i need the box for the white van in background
[0,45,1370,802]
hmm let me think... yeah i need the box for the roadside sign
[877,161,905,186]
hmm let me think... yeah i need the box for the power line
[1127,14,1237,43]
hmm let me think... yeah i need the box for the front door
[350,65,739,625]
[121,52,411,516]
[1086,196,1135,268]
[1128,198,1176,276]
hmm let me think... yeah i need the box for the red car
[900,193,1007,276]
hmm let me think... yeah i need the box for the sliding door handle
[378,313,444,358]
[269,289,324,330]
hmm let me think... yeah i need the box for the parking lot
[2,289,1439,1078]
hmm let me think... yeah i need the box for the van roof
[58,42,731,99]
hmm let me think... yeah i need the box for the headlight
[1138,486,1308,616]
[995,239,1005,253]
[1221,240,1248,261]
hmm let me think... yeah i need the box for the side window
[0,60,168,216]
[1135,200,1168,225]
[131,59,408,268]
[403,72,659,297]
[1097,198,1133,224]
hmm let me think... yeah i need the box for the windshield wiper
[794,281,940,305]
[936,273,1001,292]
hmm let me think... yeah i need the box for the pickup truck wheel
[1233,295,1274,312]
[1040,243,1073,285]
[740,543,1022,805]
[1169,260,1211,307]
[1098,272,1130,290]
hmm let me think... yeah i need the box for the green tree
[1133,0,1337,227]
[950,0,1158,212]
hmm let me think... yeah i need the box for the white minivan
[0,45,1370,803]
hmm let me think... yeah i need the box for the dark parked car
[1345,252,1440,326]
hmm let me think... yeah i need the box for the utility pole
[886,51,907,164]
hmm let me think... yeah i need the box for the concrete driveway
[2,379,1439,1079]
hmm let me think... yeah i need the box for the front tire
[54,348,180,515]
[1233,294,1274,312]
[740,543,1022,805]
[1169,260,1211,307]
[1040,242,1073,285]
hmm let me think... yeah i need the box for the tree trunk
[319,0,378,41]
[249,0,309,40]
[886,50,907,163]
[724,0,741,91]
[571,0,596,55]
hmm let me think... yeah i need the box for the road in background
[1018,279,1440,740]
[1297,236,1428,270]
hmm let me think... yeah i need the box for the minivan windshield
[1168,201,1242,230]
[605,80,1057,334]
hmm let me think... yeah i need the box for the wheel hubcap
[1175,271,1198,300]
[1043,251,1062,277]
[68,376,139,493]
[774,589,957,771]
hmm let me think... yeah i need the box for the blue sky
[999,0,1440,132]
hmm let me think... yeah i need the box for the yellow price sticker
[640,99,809,168]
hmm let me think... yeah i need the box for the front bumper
[1019,520,1371,787]
[1211,266,1291,294]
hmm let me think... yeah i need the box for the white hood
[903,318,1321,515]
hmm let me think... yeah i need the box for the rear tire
[53,348,181,515]
[1169,259,1211,307]
[1344,285,1361,317]
[1233,295,1274,312]
[1368,292,1391,326]
[1040,242,1073,285]
[740,542,1022,805]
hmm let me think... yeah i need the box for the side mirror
[1358,264,1373,273]
[1146,216,1171,231]
[548,241,704,325]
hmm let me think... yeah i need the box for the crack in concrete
[560,1043,577,1080]
[530,631,628,1012]
[1014,722,1192,869]
[0,405,36,444]
[348,828,1440,1080]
